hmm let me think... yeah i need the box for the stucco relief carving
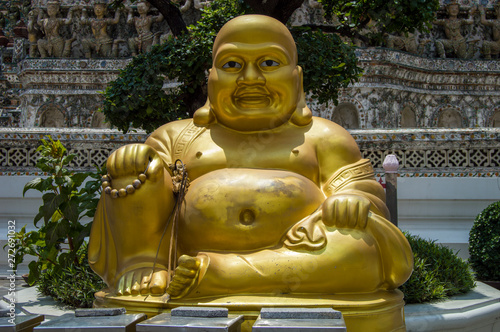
[434,0,477,59]
[37,0,76,58]
[479,4,500,59]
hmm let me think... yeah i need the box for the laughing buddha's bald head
[212,15,298,65]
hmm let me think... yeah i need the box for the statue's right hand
[107,144,164,182]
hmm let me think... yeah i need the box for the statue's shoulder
[309,116,355,141]
[309,116,361,161]
[149,118,195,139]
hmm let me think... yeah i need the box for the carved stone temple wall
[0,0,499,258]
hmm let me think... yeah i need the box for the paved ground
[0,277,30,301]
[0,263,31,301]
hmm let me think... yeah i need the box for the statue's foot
[115,268,168,296]
[166,255,201,299]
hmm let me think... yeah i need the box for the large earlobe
[290,66,312,127]
[193,99,217,127]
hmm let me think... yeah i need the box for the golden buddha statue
[89,15,413,332]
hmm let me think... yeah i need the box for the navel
[239,208,256,225]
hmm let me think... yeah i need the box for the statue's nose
[237,62,265,85]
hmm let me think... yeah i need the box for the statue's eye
[222,61,242,69]
[261,60,279,67]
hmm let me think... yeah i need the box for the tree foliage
[320,0,440,39]
[102,0,438,133]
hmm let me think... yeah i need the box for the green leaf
[41,193,65,224]
[23,178,43,196]
[45,219,71,247]
[27,261,40,286]
[72,173,90,188]
[61,198,80,223]
[62,154,76,165]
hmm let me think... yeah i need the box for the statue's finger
[335,199,347,228]
[176,266,197,278]
[178,255,200,269]
[359,201,370,229]
[145,153,165,182]
[321,197,335,227]
[172,274,192,285]
[122,144,139,173]
[134,144,153,173]
[166,284,182,297]
[348,201,359,229]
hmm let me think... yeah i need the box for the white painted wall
[398,177,500,259]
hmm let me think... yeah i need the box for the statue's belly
[179,168,324,252]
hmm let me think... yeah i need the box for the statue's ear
[290,66,312,126]
[193,98,216,127]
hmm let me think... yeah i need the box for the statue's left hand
[322,194,371,229]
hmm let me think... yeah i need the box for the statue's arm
[110,10,120,25]
[313,118,387,216]
[154,12,163,23]
[126,7,134,24]
[63,6,75,25]
[464,7,476,25]
[80,7,89,25]
[479,6,493,26]
[180,0,192,12]
[434,18,446,26]
[37,10,44,27]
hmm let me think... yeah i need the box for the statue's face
[447,4,459,16]
[137,2,149,14]
[47,4,59,16]
[208,17,300,131]
[94,4,105,16]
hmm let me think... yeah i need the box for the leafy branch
[8,136,104,285]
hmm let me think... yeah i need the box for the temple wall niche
[331,102,360,129]
[437,108,464,128]
[400,106,417,128]
[38,104,65,127]
[492,109,500,127]
[91,109,109,128]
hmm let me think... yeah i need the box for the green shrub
[469,201,500,281]
[8,136,106,308]
[37,243,106,308]
[400,232,475,304]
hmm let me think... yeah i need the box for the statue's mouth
[234,88,271,108]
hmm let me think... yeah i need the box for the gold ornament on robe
[89,14,413,332]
